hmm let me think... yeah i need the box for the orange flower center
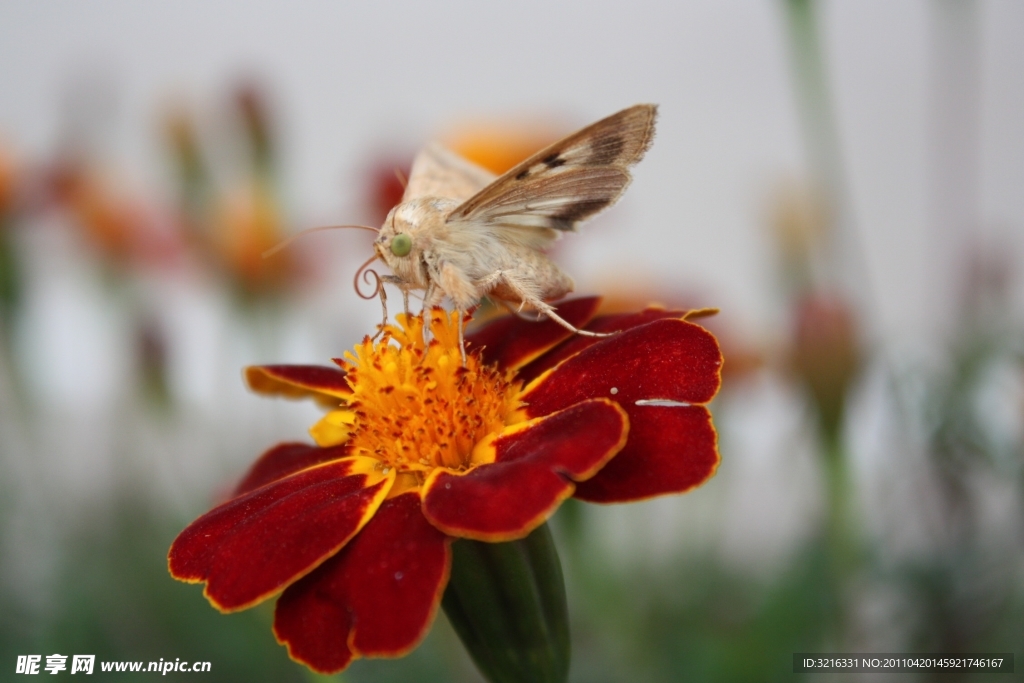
[335,311,522,478]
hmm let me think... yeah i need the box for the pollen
[338,310,521,479]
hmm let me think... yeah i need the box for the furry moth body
[372,104,658,358]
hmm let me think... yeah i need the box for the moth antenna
[262,224,379,259]
[354,254,383,300]
[393,167,408,190]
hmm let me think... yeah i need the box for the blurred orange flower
[443,121,564,175]
[47,160,182,269]
[214,184,295,294]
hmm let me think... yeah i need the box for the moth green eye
[390,233,412,257]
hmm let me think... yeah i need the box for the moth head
[375,198,456,286]
[376,204,417,262]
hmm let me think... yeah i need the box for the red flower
[168,297,722,673]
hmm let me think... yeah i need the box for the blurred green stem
[821,429,858,645]
[782,0,876,308]
[0,215,28,405]
[782,0,844,202]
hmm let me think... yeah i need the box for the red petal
[422,399,628,541]
[245,365,351,408]
[232,442,350,497]
[168,457,391,612]
[273,493,451,674]
[574,404,719,503]
[517,307,687,384]
[465,297,601,370]
[519,318,722,417]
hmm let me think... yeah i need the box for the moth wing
[448,104,657,232]
[402,142,496,203]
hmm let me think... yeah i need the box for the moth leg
[495,272,613,339]
[371,285,388,341]
[418,282,444,345]
[421,283,433,344]
[497,299,545,322]
[538,303,613,338]
[439,263,482,366]
[379,275,413,322]
[457,309,467,366]
[423,281,447,309]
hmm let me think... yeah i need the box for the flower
[168,297,722,673]
[443,120,564,175]
[163,88,304,300]
[789,292,861,440]
[46,159,183,270]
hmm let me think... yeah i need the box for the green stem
[821,429,858,645]
[442,523,570,683]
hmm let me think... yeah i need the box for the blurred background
[1,1,1022,681]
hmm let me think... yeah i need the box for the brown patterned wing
[447,104,657,231]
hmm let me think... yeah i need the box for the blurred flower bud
[0,138,15,215]
[365,156,412,226]
[234,81,274,171]
[770,181,831,295]
[790,293,861,439]
[164,107,204,184]
[136,316,170,407]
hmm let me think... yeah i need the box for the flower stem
[442,523,570,683]
[821,428,859,645]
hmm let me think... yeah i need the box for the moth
[365,103,659,359]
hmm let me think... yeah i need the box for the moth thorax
[391,197,460,233]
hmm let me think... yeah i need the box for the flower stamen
[337,311,521,484]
